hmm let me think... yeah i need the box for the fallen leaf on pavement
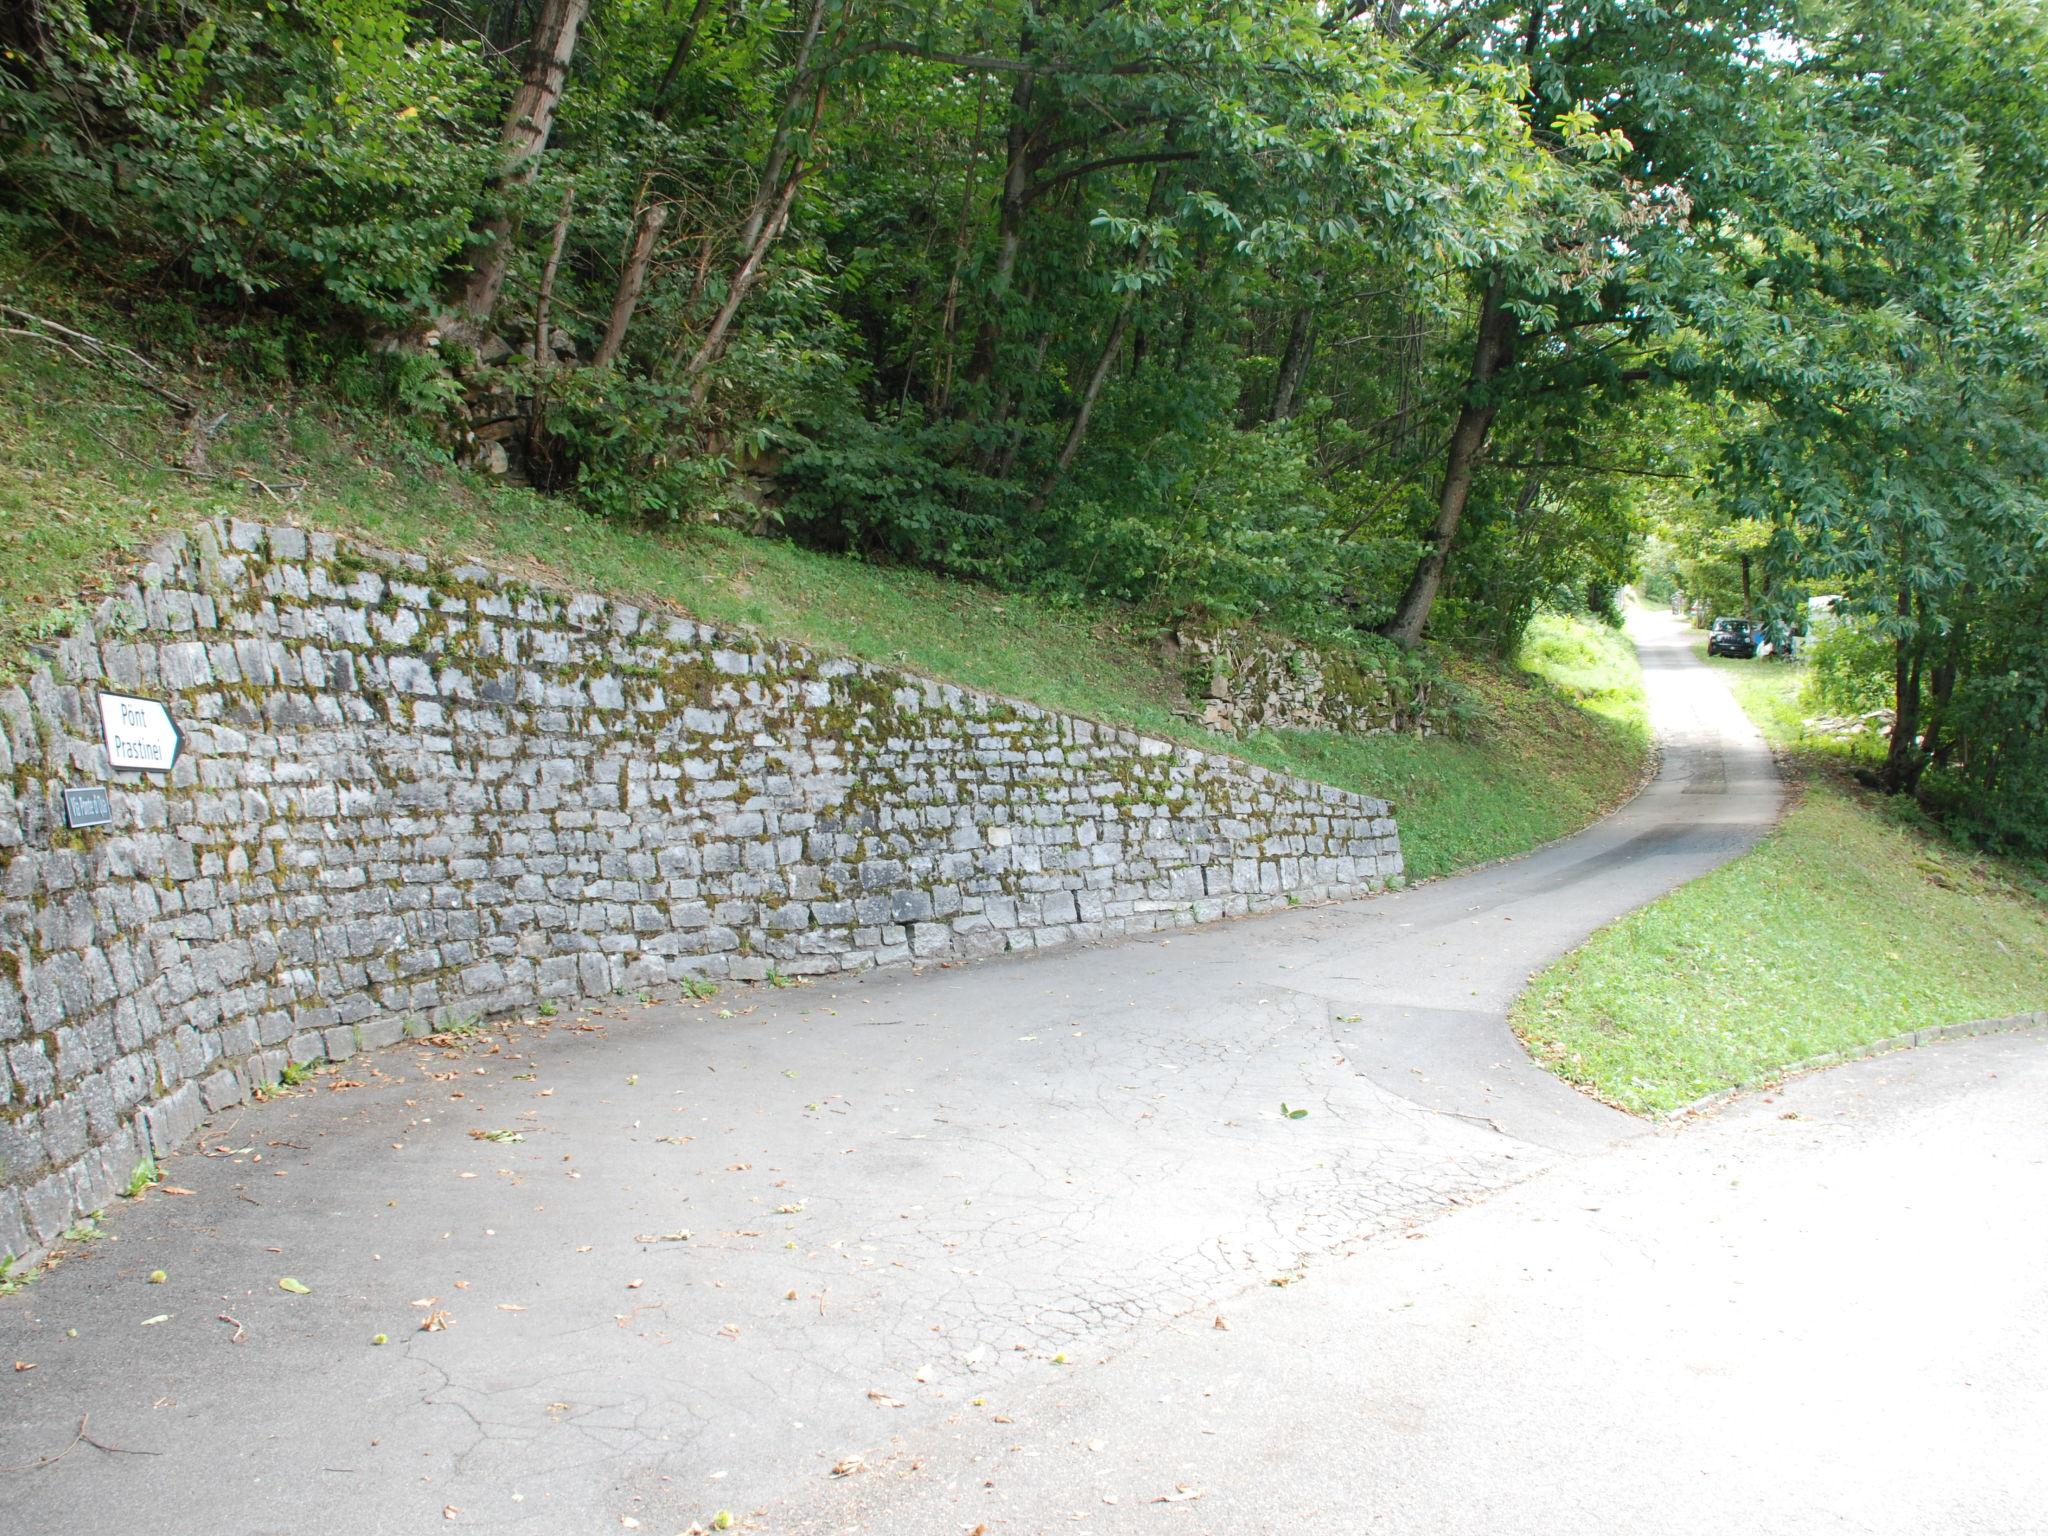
[1213,1315,1228,1330]
[632,1231,691,1244]
[420,1310,450,1332]
[278,1277,312,1295]
[140,1314,169,1326]
[831,1455,864,1477]
[13,1361,35,1371]
[497,1304,526,1312]
[1152,1485,1205,1503]
[159,1186,197,1197]
[867,1390,904,1408]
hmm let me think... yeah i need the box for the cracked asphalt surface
[14,607,2022,1536]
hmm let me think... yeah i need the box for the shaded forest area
[1,0,2045,849]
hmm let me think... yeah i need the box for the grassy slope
[0,297,1643,884]
[1515,641,2048,1114]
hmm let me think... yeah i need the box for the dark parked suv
[1707,617,1762,658]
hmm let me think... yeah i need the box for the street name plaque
[62,786,114,829]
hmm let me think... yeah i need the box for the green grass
[1253,615,1646,879]
[0,277,1646,885]
[1515,653,2048,1112]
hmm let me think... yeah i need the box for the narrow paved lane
[1,609,1787,1535]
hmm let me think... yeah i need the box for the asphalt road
[769,1030,2048,1536]
[17,607,2020,1536]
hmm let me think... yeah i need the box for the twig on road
[0,1414,161,1474]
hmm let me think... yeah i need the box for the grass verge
[1514,649,2048,1114]
[0,283,1644,884]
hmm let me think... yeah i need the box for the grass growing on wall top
[0,312,1646,885]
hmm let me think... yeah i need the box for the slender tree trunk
[651,0,717,116]
[595,202,670,367]
[523,186,574,468]
[1923,651,1958,766]
[931,80,991,416]
[964,44,1039,397]
[1022,162,1171,507]
[1881,583,1926,793]
[1026,307,1130,513]
[684,172,806,402]
[1270,303,1316,422]
[739,0,829,253]
[531,186,573,369]
[1381,277,1516,648]
[680,0,829,401]
[993,325,1051,479]
[454,0,590,328]
[1920,601,1965,768]
[1739,552,1753,614]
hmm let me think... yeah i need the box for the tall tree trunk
[739,0,829,253]
[1269,303,1316,422]
[531,186,573,369]
[651,0,717,118]
[993,324,1051,480]
[1022,162,1171,508]
[1923,650,1958,766]
[681,0,829,400]
[684,172,806,402]
[1026,307,1130,513]
[594,202,670,367]
[1739,552,1753,614]
[1881,583,1926,793]
[525,185,575,461]
[964,35,1040,397]
[454,0,590,328]
[1381,277,1516,648]
[931,79,992,417]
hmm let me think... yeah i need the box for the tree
[452,0,590,329]
[1701,0,2048,798]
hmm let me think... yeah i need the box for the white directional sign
[97,692,183,773]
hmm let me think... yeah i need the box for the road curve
[0,606,1786,1536]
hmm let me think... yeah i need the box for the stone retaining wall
[0,519,1400,1260]
[1169,626,1435,738]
